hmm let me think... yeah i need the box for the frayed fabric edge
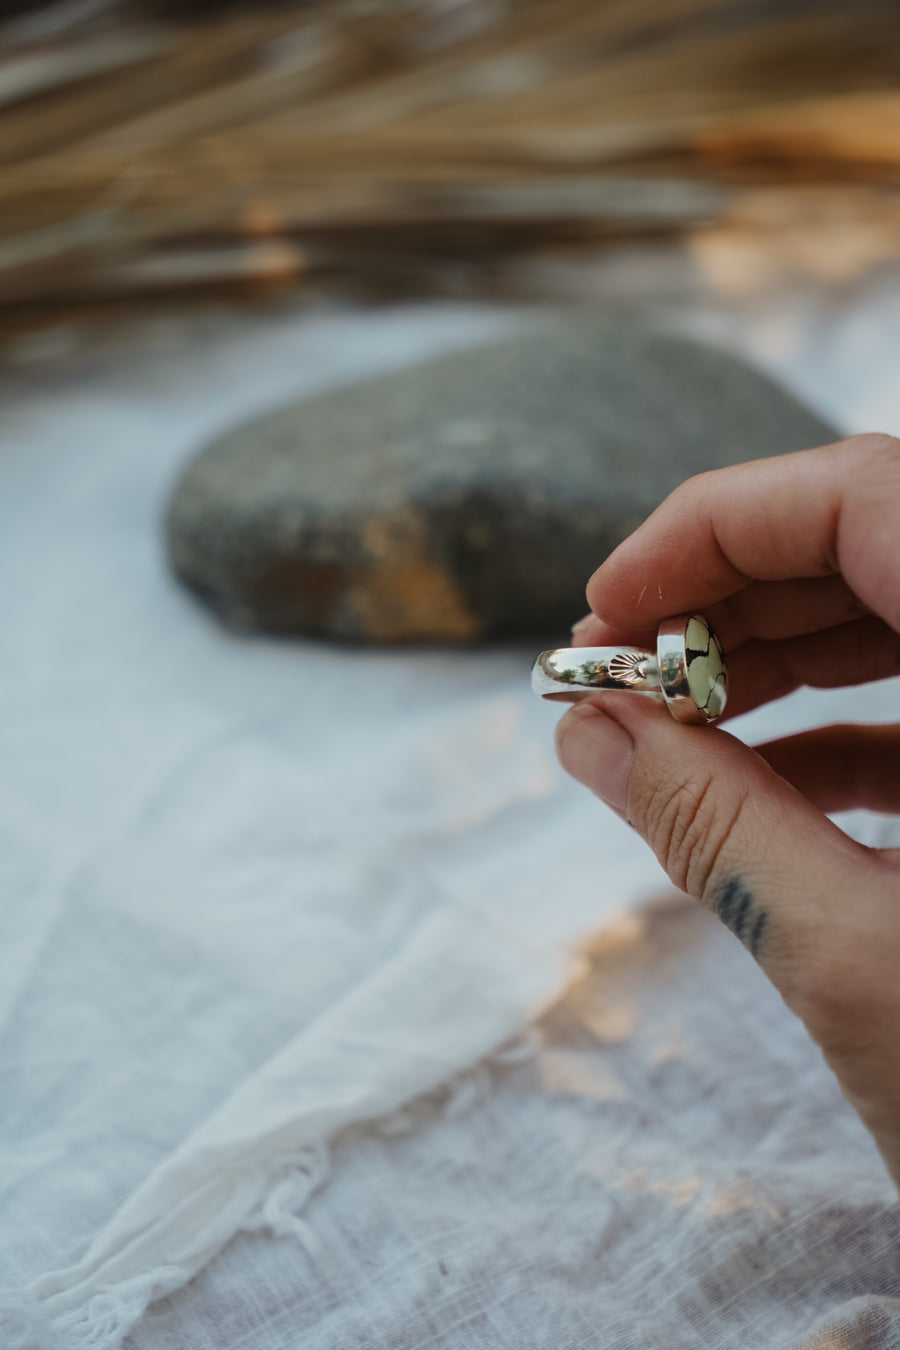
[0,1033,538,1350]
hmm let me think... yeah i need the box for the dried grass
[2,0,899,337]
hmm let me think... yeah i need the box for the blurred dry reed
[2,0,900,339]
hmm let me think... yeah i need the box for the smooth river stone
[166,319,838,643]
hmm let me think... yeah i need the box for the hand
[555,433,900,1189]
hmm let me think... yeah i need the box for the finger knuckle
[637,769,745,901]
[840,431,900,466]
[668,465,733,509]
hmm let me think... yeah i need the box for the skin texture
[556,433,900,1191]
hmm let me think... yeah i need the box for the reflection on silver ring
[531,612,727,725]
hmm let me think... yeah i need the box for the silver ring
[531,613,727,725]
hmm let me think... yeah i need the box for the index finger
[587,434,900,635]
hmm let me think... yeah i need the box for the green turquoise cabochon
[684,614,727,720]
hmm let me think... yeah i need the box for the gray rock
[166,320,838,643]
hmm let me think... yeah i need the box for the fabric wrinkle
[3,300,900,1349]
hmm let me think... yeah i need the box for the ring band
[531,613,727,725]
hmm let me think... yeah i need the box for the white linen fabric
[0,295,898,1350]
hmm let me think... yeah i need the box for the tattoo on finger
[716,876,768,961]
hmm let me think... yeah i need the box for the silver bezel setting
[656,614,728,724]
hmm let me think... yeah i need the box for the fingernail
[557,703,634,815]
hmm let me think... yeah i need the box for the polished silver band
[531,613,728,725]
[531,646,662,700]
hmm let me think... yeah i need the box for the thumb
[555,693,879,987]
[557,692,900,1191]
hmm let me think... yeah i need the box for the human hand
[555,433,900,1189]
